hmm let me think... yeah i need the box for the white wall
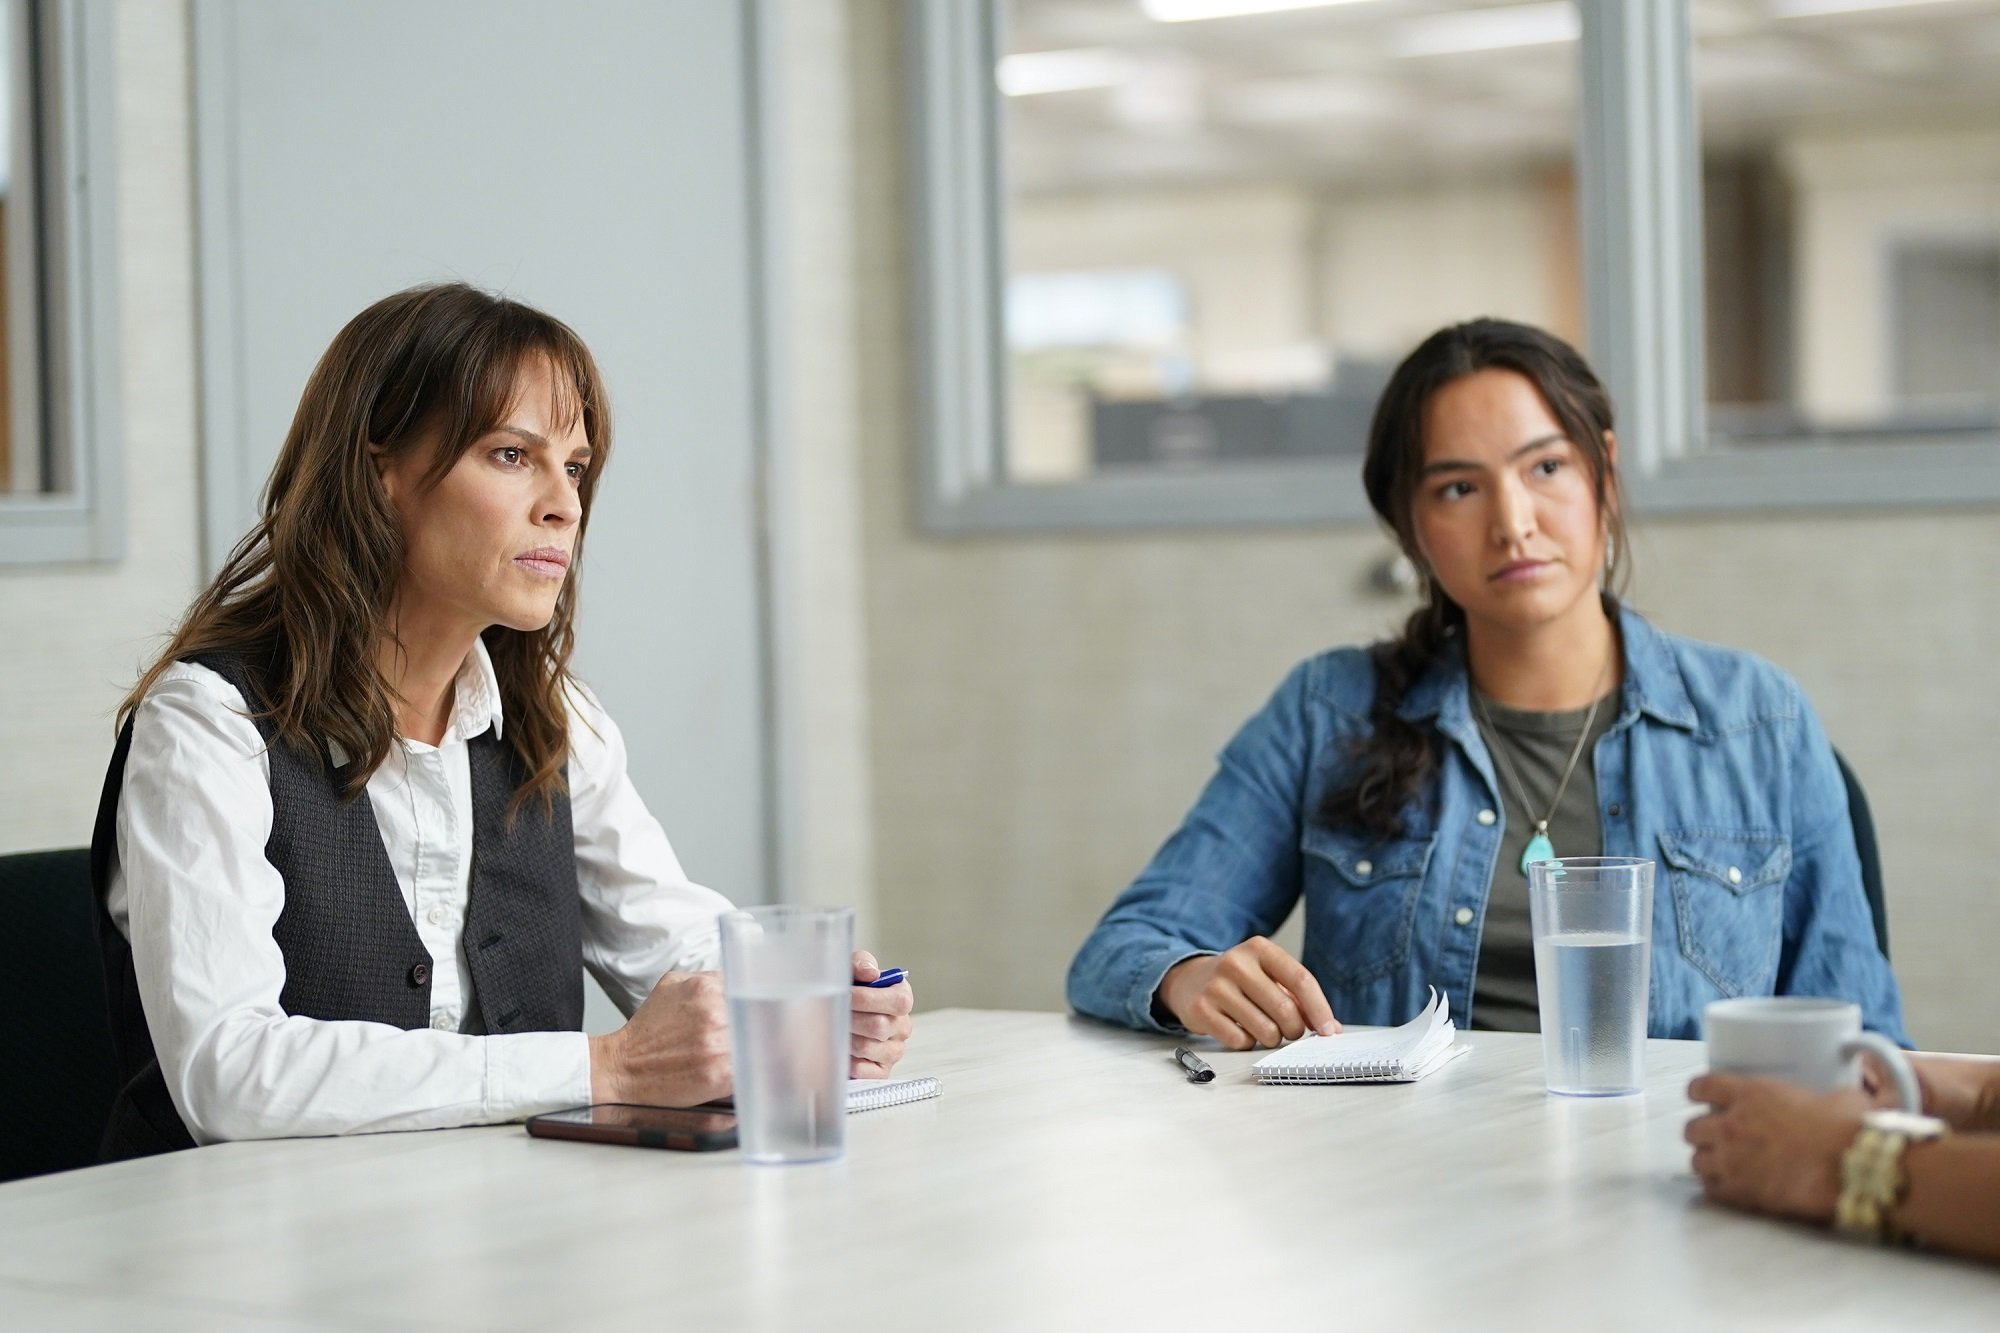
[1005,176,1572,478]
[763,0,879,935]
[1012,178,1572,370]
[0,0,199,854]
[1786,127,2000,421]
[1014,185,1318,376]
[1317,176,1574,358]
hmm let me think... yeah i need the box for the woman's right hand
[587,971,734,1107]
[1157,937,1341,1050]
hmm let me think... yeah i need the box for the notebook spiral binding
[1251,987,1453,1084]
[1258,1060,1399,1083]
[849,1075,943,1111]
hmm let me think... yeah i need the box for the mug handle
[1842,1032,1920,1114]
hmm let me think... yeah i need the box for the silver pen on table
[1173,1045,1215,1083]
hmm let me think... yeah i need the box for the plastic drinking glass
[719,905,853,1164]
[1528,857,1654,1096]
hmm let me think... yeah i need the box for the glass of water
[719,905,854,1163]
[1527,857,1653,1096]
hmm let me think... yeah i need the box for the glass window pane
[0,0,20,495]
[998,0,1581,484]
[0,0,51,501]
[1696,0,2000,446]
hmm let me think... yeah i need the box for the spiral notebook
[1252,988,1467,1084]
[846,1076,941,1112]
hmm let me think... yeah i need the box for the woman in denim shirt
[1067,319,1906,1047]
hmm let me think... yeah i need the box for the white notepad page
[1252,988,1466,1084]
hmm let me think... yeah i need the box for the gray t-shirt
[1468,691,1617,1032]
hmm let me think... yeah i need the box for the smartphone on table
[525,1103,739,1152]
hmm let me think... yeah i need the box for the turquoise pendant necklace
[1474,662,1609,876]
[1520,826,1557,874]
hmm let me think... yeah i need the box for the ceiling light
[1773,0,1963,16]
[1221,77,1402,124]
[1141,0,1379,23]
[1391,2,1580,58]
[997,49,1137,97]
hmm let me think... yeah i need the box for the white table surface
[2,1009,1996,1330]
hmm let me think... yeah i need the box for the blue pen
[858,967,908,989]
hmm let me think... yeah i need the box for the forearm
[588,1030,624,1103]
[1894,1137,2000,1264]
[1069,830,1300,1032]
[1954,1061,2000,1133]
[1974,1078,2000,1135]
[175,1014,591,1143]
[1917,1056,2000,1133]
[1067,917,1211,1032]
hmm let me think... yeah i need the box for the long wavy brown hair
[119,282,611,812]
[1320,318,1629,839]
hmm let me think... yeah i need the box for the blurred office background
[2,0,1996,1050]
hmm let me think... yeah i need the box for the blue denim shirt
[1067,605,1907,1043]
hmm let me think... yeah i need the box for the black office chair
[1832,750,1890,961]
[0,848,121,1182]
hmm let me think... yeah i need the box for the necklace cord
[1474,655,1612,836]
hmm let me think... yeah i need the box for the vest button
[408,962,431,987]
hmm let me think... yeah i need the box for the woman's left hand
[1684,1073,1868,1223]
[849,950,915,1078]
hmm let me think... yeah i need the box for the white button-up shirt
[106,639,734,1145]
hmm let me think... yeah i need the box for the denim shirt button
[1354,859,1373,877]
[1728,866,1742,885]
[1454,907,1474,926]
[1476,808,1496,826]
[1608,803,1623,817]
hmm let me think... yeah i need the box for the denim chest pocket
[1660,829,1790,997]
[1298,825,1435,988]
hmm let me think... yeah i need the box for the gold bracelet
[1836,1112,1947,1245]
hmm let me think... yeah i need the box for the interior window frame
[0,0,124,566]
[904,0,2000,536]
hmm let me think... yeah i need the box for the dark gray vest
[91,651,583,1160]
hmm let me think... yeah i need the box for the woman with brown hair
[94,283,912,1156]
[1067,317,1903,1049]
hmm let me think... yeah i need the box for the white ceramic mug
[1702,997,1920,1112]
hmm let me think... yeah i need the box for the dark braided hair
[1319,318,1630,839]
